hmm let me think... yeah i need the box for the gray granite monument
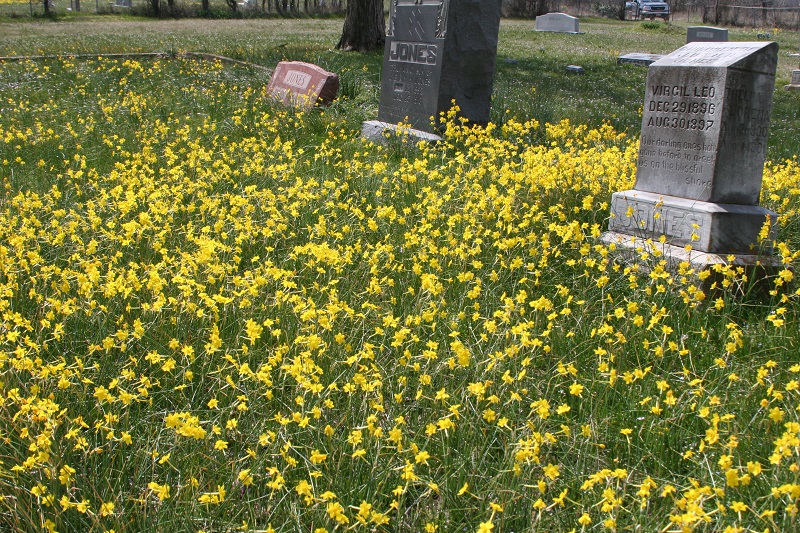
[605,42,781,265]
[535,13,580,34]
[362,0,502,142]
[687,26,728,43]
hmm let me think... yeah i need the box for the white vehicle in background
[626,0,671,20]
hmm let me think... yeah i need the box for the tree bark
[336,0,385,52]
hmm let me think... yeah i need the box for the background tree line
[34,0,800,36]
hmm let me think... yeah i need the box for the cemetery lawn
[1,16,800,533]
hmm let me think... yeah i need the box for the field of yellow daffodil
[1,52,800,533]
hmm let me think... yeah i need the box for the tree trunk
[336,0,385,52]
[43,0,50,15]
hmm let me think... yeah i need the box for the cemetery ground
[1,16,800,533]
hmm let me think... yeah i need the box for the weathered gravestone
[787,69,800,91]
[363,0,502,142]
[687,26,728,43]
[535,12,580,34]
[605,42,780,263]
[266,61,339,109]
[618,53,665,67]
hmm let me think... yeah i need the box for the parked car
[625,0,671,20]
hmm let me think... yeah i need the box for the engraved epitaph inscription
[637,77,722,199]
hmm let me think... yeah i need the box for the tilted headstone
[607,42,780,255]
[535,13,580,34]
[365,0,502,140]
[266,61,339,109]
[618,53,665,67]
[687,26,728,43]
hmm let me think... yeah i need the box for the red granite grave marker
[266,61,339,108]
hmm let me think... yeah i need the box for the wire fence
[712,3,800,29]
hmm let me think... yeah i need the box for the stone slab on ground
[601,231,783,268]
[617,53,664,66]
[266,61,339,108]
[609,189,778,254]
[361,120,442,144]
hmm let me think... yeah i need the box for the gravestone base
[361,120,442,145]
[609,190,778,255]
[600,231,790,295]
[786,70,800,90]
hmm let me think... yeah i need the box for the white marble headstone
[535,13,580,34]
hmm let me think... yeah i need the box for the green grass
[1,16,800,533]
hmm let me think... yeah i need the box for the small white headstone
[535,13,580,34]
